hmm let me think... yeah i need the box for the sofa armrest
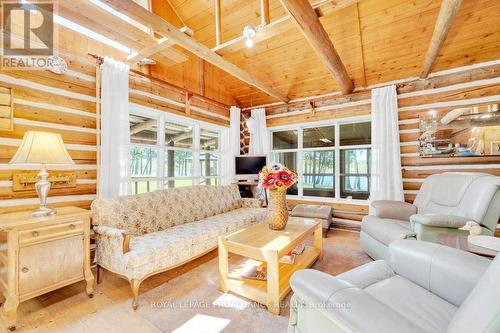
[94,225,131,254]
[389,239,490,306]
[241,197,263,208]
[370,200,417,221]
[410,213,472,228]
[290,269,425,333]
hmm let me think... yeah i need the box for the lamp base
[31,207,57,218]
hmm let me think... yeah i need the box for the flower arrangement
[259,162,297,191]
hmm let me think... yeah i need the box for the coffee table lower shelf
[224,247,321,307]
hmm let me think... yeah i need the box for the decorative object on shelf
[47,55,68,74]
[12,170,77,191]
[0,87,13,131]
[9,131,75,217]
[260,162,297,230]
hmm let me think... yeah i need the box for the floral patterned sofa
[91,184,265,309]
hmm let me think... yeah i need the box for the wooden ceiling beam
[215,0,222,46]
[279,0,354,94]
[261,0,270,26]
[59,0,188,65]
[420,0,462,78]
[102,0,289,102]
[212,0,358,56]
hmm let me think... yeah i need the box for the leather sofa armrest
[389,240,490,306]
[290,269,425,333]
[410,213,471,228]
[94,225,131,254]
[370,200,417,221]
[240,197,263,208]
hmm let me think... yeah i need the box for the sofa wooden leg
[130,279,141,310]
[96,265,104,284]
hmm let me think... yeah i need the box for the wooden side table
[0,207,94,330]
[437,234,498,258]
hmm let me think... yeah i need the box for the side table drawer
[19,235,84,300]
[19,220,84,245]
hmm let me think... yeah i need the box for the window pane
[272,130,298,150]
[303,151,334,174]
[340,176,370,200]
[303,126,335,148]
[271,152,298,195]
[339,122,371,146]
[200,153,219,176]
[165,150,193,177]
[200,129,219,151]
[200,178,220,186]
[165,122,193,148]
[340,148,370,200]
[130,146,158,177]
[303,175,335,198]
[131,180,157,195]
[130,115,157,145]
[165,179,193,188]
[340,149,370,174]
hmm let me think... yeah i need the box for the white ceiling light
[242,25,256,48]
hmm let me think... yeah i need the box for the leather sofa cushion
[337,260,395,289]
[366,275,457,333]
[362,215,416,246]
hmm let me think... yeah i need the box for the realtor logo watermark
[1,0,57,70]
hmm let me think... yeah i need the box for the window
[129,106,223,195]
[270,119,371,201]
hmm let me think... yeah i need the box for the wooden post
[185,92,192,115]
[261,0,270,26]
[215,0,222,46]
[199,58,205,96]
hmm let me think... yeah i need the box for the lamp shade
[9,131,75,165]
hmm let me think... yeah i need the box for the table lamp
[9,131,75,217]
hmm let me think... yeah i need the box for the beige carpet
[135,230,372,333]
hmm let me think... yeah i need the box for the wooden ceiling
[160,0,499,107]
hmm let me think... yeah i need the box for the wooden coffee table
[218,217,322,315]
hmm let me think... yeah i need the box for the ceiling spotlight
[242,25,256,48]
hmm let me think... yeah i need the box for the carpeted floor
[135,229,372,333]
[2,229,371,333]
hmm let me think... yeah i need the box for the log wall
[261,61,500,229]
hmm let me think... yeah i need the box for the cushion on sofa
[121,207,267,279]
[92,184,244,236]
[365,275,457,333]
[362,215,416,246]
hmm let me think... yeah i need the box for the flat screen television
[235,155,267,179]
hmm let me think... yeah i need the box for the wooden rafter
[261,0,270,26]
[101,0,289,102]
[215,0,222,46]
[279,0,354,94]
[420,0,462,78]
[59,0,188,65]
[212,0,359,56]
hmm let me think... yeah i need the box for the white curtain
[369,85,404,213]
[220,106,241,184]
[247,108,269,156]
[99,57,131,198]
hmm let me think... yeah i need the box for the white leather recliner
[289,240,500,333]
[361,172,500,260]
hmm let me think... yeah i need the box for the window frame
[130,104,223,194]
[269,115,371,204]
